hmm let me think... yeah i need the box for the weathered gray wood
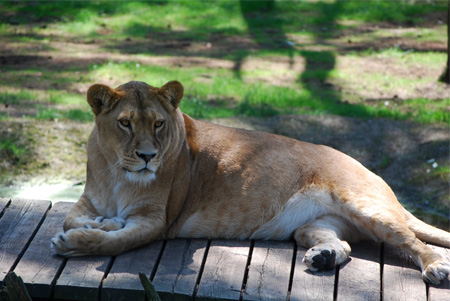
[101,240,164,301]
[428,245,450,301]
[337,241,380,301]
[196,240,250,301]
[290,246,335,301]
[0,198,11,215]
[0,199,51,284]
[383,243,426,301]
[54,256,112,300]
[243,240,294,300]
[13,202,73,299]
[152,239,208,300]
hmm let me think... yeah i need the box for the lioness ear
[87,84,120,115]
[158,81,184,109]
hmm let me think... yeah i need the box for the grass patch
[89,60,448,123]
[0,137,28,158]
[0,91,36,104]
[360,47,446,68]
[0,125,34,181]
[35,107,93,122]
[403,98,450,124]
[0,1,447,124]
[337,0,447,24]
[1,0,446,41]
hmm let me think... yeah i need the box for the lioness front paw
[51,228,106,256]
[423,260,450,285]
[303,242,350,272]
[51,231,78,256]
[307,249,336,271]
[83,216,125,231]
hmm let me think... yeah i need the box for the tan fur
[51,81,450,285]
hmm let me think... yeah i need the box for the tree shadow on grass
[239,0,346,115]
[237,0,294,79]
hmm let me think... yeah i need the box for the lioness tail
[403,208,450,248]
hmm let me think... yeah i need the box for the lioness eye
[155,120,164,128]
[119,119,130,128]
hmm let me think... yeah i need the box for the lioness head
[86,80,185,184]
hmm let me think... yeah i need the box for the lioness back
[172,115,392,240]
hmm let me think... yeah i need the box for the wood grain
[196,240,250,301]
[152,239,208,300]
[0,199,51,284]
[383,243,426,301]
[13,202,73,299]
[54,256,113,300]
[337,241,380,301]
[0,198,11,215]
[243,240,294,300]
[101,240,164,301]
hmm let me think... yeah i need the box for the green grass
[0,137,28,158]
[0,91,36,104]
[1,0,446,40]
[337,0,446,24]
[35,107,93,122]
[359,47,446,68]
[88,60,449,123]
[0,0,447,124]
[404,98,450,123]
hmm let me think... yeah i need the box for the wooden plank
[337,241,380,301]
[13,202,73,299]
[428,245,450,301]
[290,246,335,301]
[0,199,51,284]
[196,240,250,301]
[383,243,426,301]
[152,239,208,300]
[101,240,164,301]
[243,240,294,300]
[54,256,112,301]
[0,198,11,216]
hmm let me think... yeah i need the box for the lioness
[51,80,450,284]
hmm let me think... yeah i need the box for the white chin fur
[125,171,156,185]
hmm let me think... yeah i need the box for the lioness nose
[136,151,157,163]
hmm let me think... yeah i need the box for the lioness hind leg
[294,215,365,272]
[347,205,450,284]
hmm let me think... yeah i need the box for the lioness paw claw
[51,231,73,256]
[58,233,67,242]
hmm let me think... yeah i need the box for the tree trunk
[439,2,450,84]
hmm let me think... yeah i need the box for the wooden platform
[0,198,449,300]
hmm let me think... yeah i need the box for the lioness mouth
[122,167,153,173]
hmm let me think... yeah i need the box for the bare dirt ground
[0,10,448,229]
